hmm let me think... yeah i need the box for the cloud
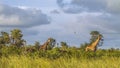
[0,4,50,27]
[57,0,106,13]
[50,9,60,14]
[56,0,120,45]
[106,0,120,14]
[0,4,51,44]
[57,0,120,14]
[56,0,120,34]
[49,11,120,46]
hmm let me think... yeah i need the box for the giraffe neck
[91,36,100,47]
[43,41,49,48]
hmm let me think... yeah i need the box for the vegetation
[1,56,120,68]
[90,31,104,46]
[0,29,120,68]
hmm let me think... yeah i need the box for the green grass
[0,56,120,68]
[1,46,120,68]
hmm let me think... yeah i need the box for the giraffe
[39,38,56,50]
[85,35,102,52]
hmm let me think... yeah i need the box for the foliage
[10,29,25,47]
[0,53,120,68]
[90,31,104,46]
[60,41,68,51]
[47,38,56,50]
[80,42,89,51]
[1,31,10,44]
[90,31,100,43]
[0,29,120,68]
[34,41,40,50]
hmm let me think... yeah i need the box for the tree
[0,31,10,46]
[90,31,100,43]
[49,38,56,48]
[0,36,4,44]
[60,42,68,50]
[1,31,10,44]
[80,42,89,50]
[10,29,24,47]
[47,38,56,50]
[90,31,104,46]
[34,41,40,50]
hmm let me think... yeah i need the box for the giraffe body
[39,38,56,50]
[85,35,102,52]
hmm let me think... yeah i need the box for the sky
[0,0,120,48]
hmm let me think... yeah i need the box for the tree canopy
[0,29,25,47]
[90,31,104,46]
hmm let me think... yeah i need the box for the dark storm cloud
[0,4,50,27]
[57,0,120,14]
[57,0,106,13]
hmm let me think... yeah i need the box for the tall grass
[0,56,120,68]
[1,46,120,68]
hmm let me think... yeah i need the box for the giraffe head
[47,38,53,42]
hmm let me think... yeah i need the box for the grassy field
[1,46,120,68]
[0,29,119,68]
[0,56,120,68]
